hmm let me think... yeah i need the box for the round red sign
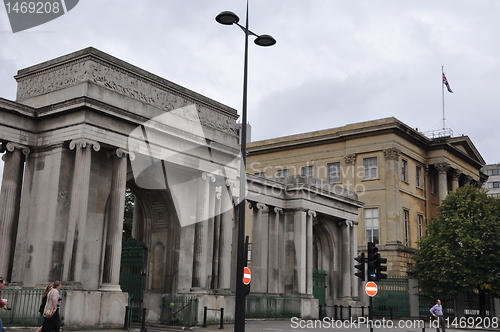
[365,281,377,297]
[243,267,251,285]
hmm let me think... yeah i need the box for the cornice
[247,117,430,155]
[0,97,36,117]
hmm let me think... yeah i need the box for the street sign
[365,281,377,297]
[243,267,251,285]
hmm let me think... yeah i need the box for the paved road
[6,318,499,332]
[146,318,499,332]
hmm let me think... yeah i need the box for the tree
[413,184,500,303]
[123,188,135,239]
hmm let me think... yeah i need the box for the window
[488,181,500,188]
[402,159,408,182]
[403,209,410,247]
[302,165,314,178]
[365,208,379,244]
[276,169,289,178]
[363,157,378,179]
[430,173,436,194]
[328,162,341,183]
[418,214,424,244]
[254,172,266,178]
[487,169,500,176]
[416,166,422,188]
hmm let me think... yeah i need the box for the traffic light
[375,252,387,281]
[367,242,377,281]
[354,252,365,281]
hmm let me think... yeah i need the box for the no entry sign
[243,267,251,285]
[365,281,377,297]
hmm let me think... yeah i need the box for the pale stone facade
[246,118,487,276]
[0,47,363,327]
[482,164,500,197]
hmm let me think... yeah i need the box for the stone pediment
[429,135,485,167]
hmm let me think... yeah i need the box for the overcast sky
[1,0,500,181]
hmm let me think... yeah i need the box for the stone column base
[99,283,122,292]
[301,297,319,319]
[62,290,127,330]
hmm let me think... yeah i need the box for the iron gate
[120,236,147,322]
[373,276,410,317]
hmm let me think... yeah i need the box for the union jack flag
[442,72,453,93]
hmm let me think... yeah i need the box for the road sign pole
[369,296,373,332]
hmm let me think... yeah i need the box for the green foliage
[123,187,135,239]
[413,184,500,298]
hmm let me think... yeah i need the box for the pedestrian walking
[0,277,9,332]
[34,284,53,332]
[430,299,445,332]
[41,281,62,332]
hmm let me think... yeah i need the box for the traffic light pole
[369,296,373,332]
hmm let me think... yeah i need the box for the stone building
[0,47,363,327]
[482,164,500,197]
[246,118,487,276]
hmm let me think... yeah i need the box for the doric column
[268,207,282,294]
[452,169,462,191]
[100,148,134,291]
[63,138,100,283]
[293,209,307,294]
[192,172,214,289]
[250,202,269,293]
[350,220,359,298]
[435,163,450,202]
[384,147,401,244]
[342,220,352,298]
[0,142,29,279]
[306,210,316,295]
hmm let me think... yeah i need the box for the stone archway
[313,222,337,306]
[0,47,241,329]
[125,180,181,296]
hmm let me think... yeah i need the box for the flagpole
[442,66,445,130]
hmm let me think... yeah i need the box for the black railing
[202,306,224,329]
[319,304,369,320]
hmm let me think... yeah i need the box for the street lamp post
[216,3,275,332]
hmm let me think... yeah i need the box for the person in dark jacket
[35,284,52,332]
[41,281,62,332]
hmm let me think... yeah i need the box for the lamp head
[254,34,276,47]
[216,11,240,25]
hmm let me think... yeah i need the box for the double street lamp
[216,3,275,332]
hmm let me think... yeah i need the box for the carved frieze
[16,60,88,100]
[16,55,237,136]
